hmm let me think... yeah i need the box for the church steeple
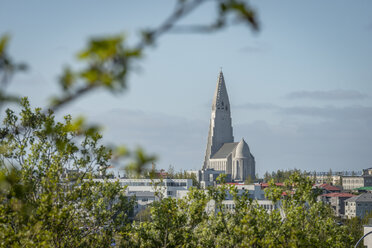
[203,71,234,169]
[212,70,230,112]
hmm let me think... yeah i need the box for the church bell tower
[203,71,234,169]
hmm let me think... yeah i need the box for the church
[201,71,255,183]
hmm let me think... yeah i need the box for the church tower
[200,71,255,184]
[203,71,234,169]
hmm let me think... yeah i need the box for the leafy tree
[263,169,306,183]
[167,165,175,178]
[121,172,357,247]
[244,174,253,184]
[263,173,356,247]
[0,99,134,247]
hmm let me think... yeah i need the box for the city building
[206,199,278,214]
[318,192,354,217]
[193,169,230,188]
[354,187,372,193]
[226,183,266,200]
[363,168,372,176]
[315,183,342,194]
[345,193,372,219]
[92,178,192,214]
[205,183,274,214]
[311,175,342,185]
[309,171,361,185]
[202,71,255,183]
[342,176,372,191]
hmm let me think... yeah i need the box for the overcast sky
[1,1,372,175]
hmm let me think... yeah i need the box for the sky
[1,1,372,176]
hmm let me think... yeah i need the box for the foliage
[0,99,134,247]
[263,168,309,183]
[244,174,254,184]
[0,34,27,109]
[120,172,357,247]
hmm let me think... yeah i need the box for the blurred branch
[1,0,259,177]
[0,35,27,111]
[49,0,259,112]
[136,0,205,49]
[50,84,96,112]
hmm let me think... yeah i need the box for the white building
[206,199,277,214]
[92,178,192,214]
[345,193,372,219]
[93,178,192,197]
[310,175,341,185]
[318,192,354,217]
[205,183,270,213]
[342,176,372,191]
[202,71,255,182]
[227,183,266,200]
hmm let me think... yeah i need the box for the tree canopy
[0,99,134,247]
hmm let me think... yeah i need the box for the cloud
[282,105,372,122]
[286,90,368,101]
[234,102,279,110]
[234,102,372,174]
[238,41,270,54]
[235,117,372,175]
[87,104,372,176]
[89,108,208,171]
[233,99,372,124]
[236,101,372,122]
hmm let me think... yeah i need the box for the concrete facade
[342,176,372,190]
[203,71,255,182]
[311,175,342,185]
[206,199,278,214]
[345,193,372,219]
[92,178,192,215]
[318,192,354,217]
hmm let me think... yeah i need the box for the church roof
[235,138,250,158]
[212,71,230,111]
[211,142,239,159]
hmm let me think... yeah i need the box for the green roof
[354,186,372,191]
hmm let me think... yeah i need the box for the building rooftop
[320,192,355,198]
[260,183,284,189]
[235,138,250,158]
[355,187,372,191]
[211,142,238,159]
[318,183,341,192]
[130,191,155,197]
[345,193,372,202]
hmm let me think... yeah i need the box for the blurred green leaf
[0,34,10,54]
